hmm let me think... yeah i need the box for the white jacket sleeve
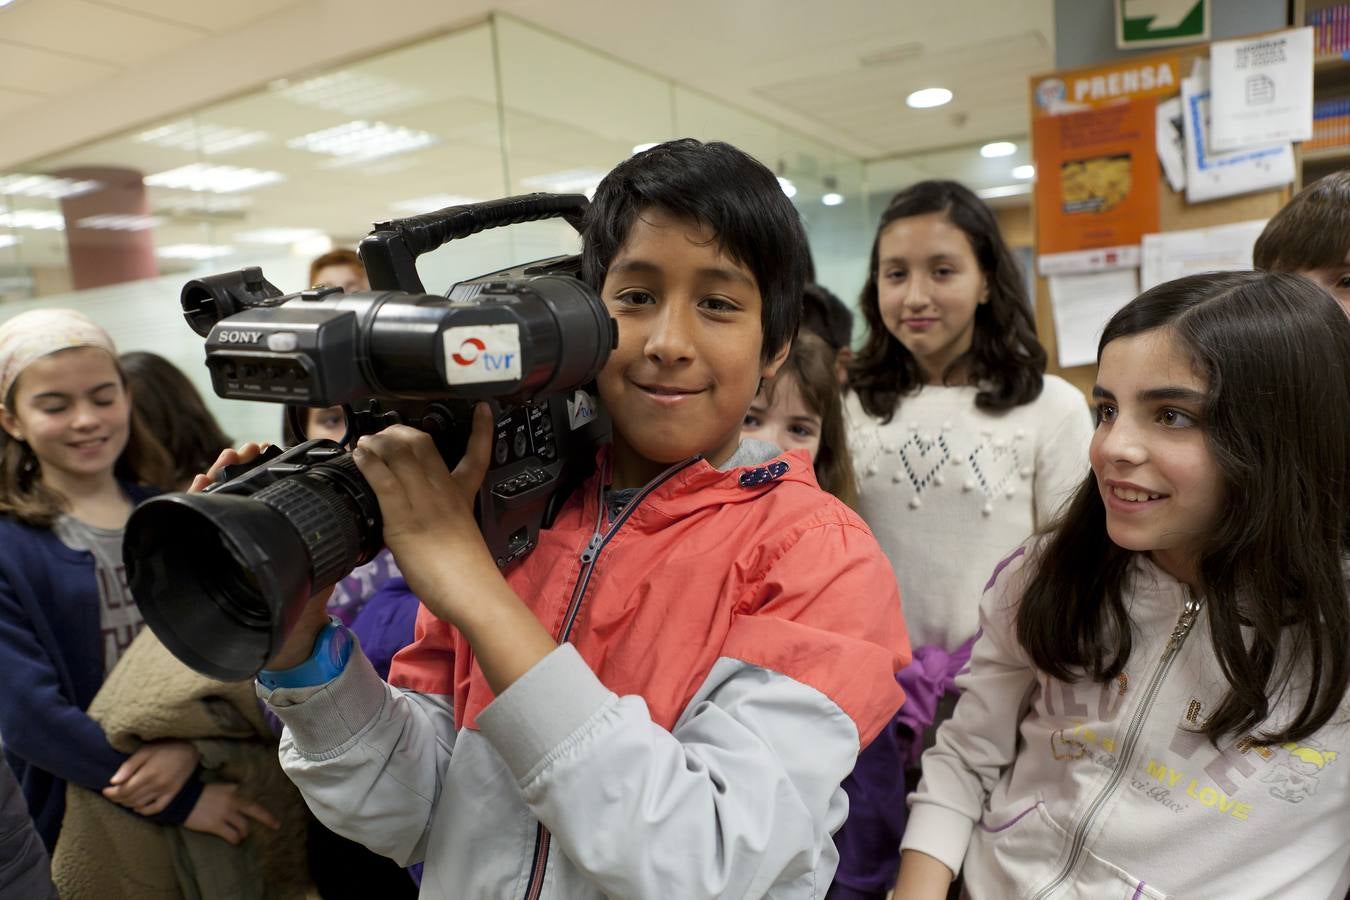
[256,647,457,865]
[476,642,859,899]
[899,550,1040,875]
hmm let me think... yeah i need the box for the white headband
[0,309,118,403]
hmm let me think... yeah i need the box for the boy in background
[1253,169,1350,313]
[231,140,909,899]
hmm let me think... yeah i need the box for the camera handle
[359,193,589,294]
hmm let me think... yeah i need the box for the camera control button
[494,437,509,464]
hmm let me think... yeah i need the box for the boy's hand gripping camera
[123,194,615,681]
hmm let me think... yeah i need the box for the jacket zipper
[520,457,699,900]
[1030,593,1203,900]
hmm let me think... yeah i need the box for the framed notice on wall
[1033,97,1161,267]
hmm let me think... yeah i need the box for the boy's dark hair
[581,139,808,362]
[121,352,232,489]
[1253,170,1350,272]
[848,180,1046,423]
[801,283,853,351]
[1017,271,1350,746]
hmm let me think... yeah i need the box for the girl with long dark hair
[833,181,1091,897]
[897,272,1350,899]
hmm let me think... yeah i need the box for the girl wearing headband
[0,308,275,850]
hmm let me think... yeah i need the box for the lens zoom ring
[257,477,361,588]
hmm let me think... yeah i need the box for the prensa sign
[1033,55,1182,118]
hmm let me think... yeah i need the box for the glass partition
[0,13,1027,439]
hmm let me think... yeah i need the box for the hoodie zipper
[520,457,699,900]
[1030,593,1203,900]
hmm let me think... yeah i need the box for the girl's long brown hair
[121,351,231,490]
[762,332,859,508]
[0,352,174,527]
[1016,272,1350,745]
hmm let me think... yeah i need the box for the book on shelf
[1309,97,1350,151]
[1309,4,1350,58]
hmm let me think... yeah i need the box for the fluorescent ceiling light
[632,142,660,155]
[0,174,102,200]
[233,227,326,245]
[76,214,163,231]
[0,235,21,248]
[287,121,438,164]
[521,168,608,197]
[154,194,253,214]
[976,184,1032,200]
[389,194,482,215]
[980,141,1017,158]
[906,87,953,109]
[822,192,845,206]
[777,177,798,199]
[145,164,284,193]
[271,71,428,117]
[0,209,66,231]
[136,120,269,156]
[157,243,234,260]
[1012,164,1036,180]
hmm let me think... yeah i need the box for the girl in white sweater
[898,271,1350,899]
[831,181,1090,898]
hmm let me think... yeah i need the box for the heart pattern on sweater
[968,440,1021,499]
[899,433,952,493]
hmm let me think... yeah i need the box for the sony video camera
[124,194,614,681]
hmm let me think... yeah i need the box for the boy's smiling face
[597,207,788,488]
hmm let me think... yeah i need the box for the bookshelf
[1297,0,1350,184]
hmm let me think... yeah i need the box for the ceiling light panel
[144,164,285,193]
[906,88,953,109]
[0,174,102,199]
[0,209,66,230]
[153,193,253,214]
[135,120,269,156]
[389,194,484,215]
[520,168,609,196]
[157,244,235,260]
[287,121,439,165]
[0,235,21,249]
[76,214,163,231]
[271,71,429,117]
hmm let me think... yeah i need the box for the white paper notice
[1156,96,1186,192]
[1038,245,1141,277]
[1182,68,1295,203]
[1048,268,1140,368]
[1209,27,1314,151]
[1140,219,1268,291]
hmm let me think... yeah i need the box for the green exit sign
[1115,0,1209,49]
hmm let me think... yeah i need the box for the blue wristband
[257,617,353,689]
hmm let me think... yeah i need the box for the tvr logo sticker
[443,325,522,385]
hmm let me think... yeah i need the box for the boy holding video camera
[232,139,910,898]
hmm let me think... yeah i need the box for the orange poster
[1033,98,1160,257]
